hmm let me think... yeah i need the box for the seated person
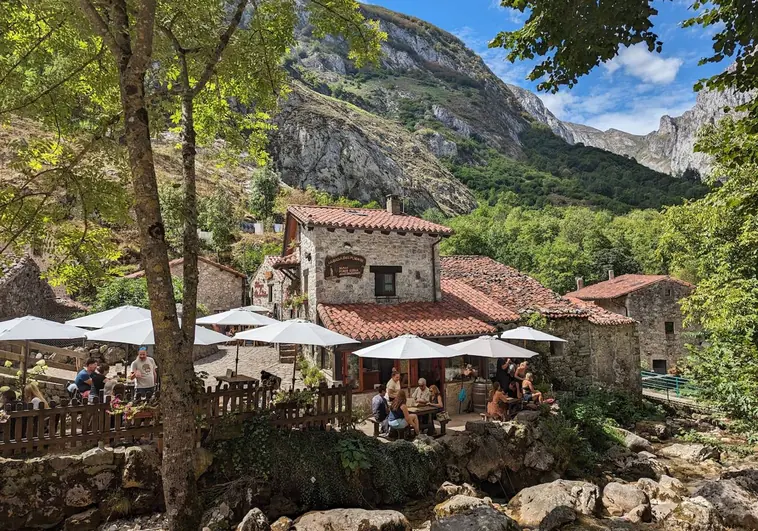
[411,377,431,404]
[23,382,48,409]
[386,370,401,400]
[506,380,523,418]
[91,362,111,396]
[388,390,420,435]
[487,382,507,420]
[522,373,543,405]
[428,384,444,408]
[371,385,389,434]
[514,361,528,382]
[75,358,98,396]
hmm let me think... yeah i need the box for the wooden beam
[0,349,78,371]
[0,341,89,360]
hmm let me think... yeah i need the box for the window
[267,284,273,303]
[665,321,675,338]
[370,266,401,297]
[665,288,672,297]
[652,359,667,374]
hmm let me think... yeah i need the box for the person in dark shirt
[495,357,512,392]
[371,385,389,434]
[91,362,110,396]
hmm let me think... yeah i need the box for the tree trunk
[118,47,201,531]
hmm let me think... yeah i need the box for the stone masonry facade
[300,226,442,322]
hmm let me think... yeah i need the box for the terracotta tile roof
[262,256,285,282]
[441,278,520,323]
[287,205,453,235]
[566,274,694,300]
[270,250,300,269]
[441,256,585,319]
[565,297,637,325]
[125,256,245,279]
[318,299,497,342]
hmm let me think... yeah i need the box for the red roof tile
[566,274,694,300]
[318,299,497,342]
[271,250,300,269]
[287,205,453,235]
[441,278,520,323]
[262,256,286,282]
[565,297,637,325]
[125,256,246,279]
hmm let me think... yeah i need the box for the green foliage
[440,199,668,293]
[540,413,593,473]
[337,438,372,474]
[199,186,241,257]
[158,183,185,256]
[680,429,758,456]
[658,120,758,431]
[248,167,280,224]
[298,356,326,388]
[93,276,184,312]
[231,235,282,276]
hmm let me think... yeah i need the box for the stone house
[254,198,642,399]
[0,255,84,321]
[126,256,247,313]
[566,273,695,373]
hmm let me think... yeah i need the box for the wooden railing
[0,383,352,457]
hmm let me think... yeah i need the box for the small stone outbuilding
[566,273,695,373]
[126,256,247,313]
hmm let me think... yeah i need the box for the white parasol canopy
[233,319,358,346]
[85,318,230,346]
[353,334,460,360]
[0,315,88,341]
[500,326,566,343]
[239,305,272,313]
[66,305,151,329]
[197,308,278,327]
[450,335,540,359]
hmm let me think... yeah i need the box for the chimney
[575,277,584,291]
[608,269,615,280]
[386,194,401,215]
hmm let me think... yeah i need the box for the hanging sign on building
[325,253,366,278]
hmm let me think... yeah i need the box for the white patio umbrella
[0,315,88,386]
[234,319,358,387]
[197,309,279,373]
[85,318,230,346]
[352,334,461,360]
[65,305,151,329]
[500,326,566,343]
[450,335,540,359]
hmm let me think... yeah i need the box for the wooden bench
[367,417,381,437]
[437,418,449,436]
[388,425,409,440]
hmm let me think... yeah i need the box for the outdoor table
[215,374,260,388]
[408,404,441,435]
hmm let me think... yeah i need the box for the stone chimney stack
[608,269,615,280]
[386,194,402,215]
[575,277,584,291]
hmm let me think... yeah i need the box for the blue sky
[366,0,726,135]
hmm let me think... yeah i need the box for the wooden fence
[0,383,352,458]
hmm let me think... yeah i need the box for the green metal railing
[641,370,698,399]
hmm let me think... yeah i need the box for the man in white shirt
[130,346,158,397]
[386,370,401,400]
[412,378,431,405]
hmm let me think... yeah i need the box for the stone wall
[171,259,245,313]
[300,226,442,321]
[250,259,289,318]
[624,281,694,371]
[0,256,75,321]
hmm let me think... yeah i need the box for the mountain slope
[277,4,706,213]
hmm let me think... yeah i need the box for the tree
[92,276,184,311]
[1,1,384,528]
[199,186,241,260]
[248,167,280,225]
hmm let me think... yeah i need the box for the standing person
[23,382,48,409]
[495,357,512,392]
[91,362,111,396]
[75,358,98,395]
[411,378,431,405]
[388,390,420,435]
[371,384,389,434]
[386,369,401,400]
[129,347,158,397]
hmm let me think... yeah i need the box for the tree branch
[192,0,250,95]
[0,19,65,89]
[77,0,123,58]
[307,0,369,46]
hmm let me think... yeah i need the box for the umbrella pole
[291,345,298,390]
[235,341,240,375]
[20,340,29,388]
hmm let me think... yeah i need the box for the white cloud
[602,44,684,84]
[538,92,576,119]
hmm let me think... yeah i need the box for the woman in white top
[24,381,49,409]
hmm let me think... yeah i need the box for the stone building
[127,256,247,313]
[566,273,695,373]
[0,255,84,321]
[254,198,642,397]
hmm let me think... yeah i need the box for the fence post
[675,377,680,398]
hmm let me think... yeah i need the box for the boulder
[635,421,671,440]
[637,477,682,503]
[434,482,479,502]
[203,501,234,531]
[524,443,555,472]
[63,508,101,531]
[660,443,720,462]
[659,475,688,497]
[64,483,95,508]
[237,508,270,531]
[103,346,126,365]
[626,503,652,524]
[293,509,411,531]
[81,446,114,467]
[662,496,725,531]
[613,451,669,481]
[615,427,653,453]
[652,502,678,521]
[122,446,161,490]
[694,469,758,530]
[270,517,293,531]
[507,480,599,531]
[514,410,540,423]
[434,495,491,518]
[431,506,519,531]
[194,447,214,479]
[601,482,649,516]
